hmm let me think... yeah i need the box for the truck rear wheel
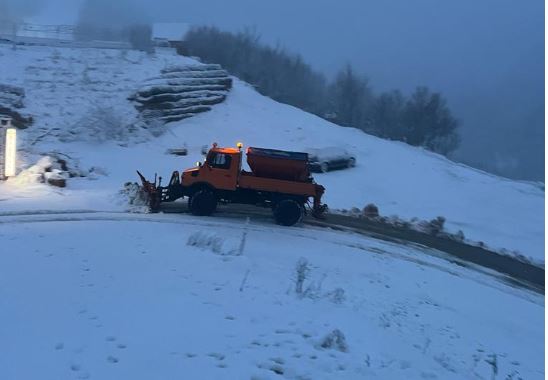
[273,199,303,226]
[189,189,217,216]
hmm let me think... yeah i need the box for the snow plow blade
[136,170,161,211]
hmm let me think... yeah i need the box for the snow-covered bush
[362,203,379,218]
[417,216,446,236]
[187,231,239,256]
[381,215,412,229]
[318,329,348,352]
[46,152,89,178]
[451,230,465,242]
[87,166,109,180]
[9,156,54,186]
[9,155,83,187]
[327,287,346,304]
[291,258,332,299]
[188,232,224,253]
[44,169,68,187]
[60,104,137,143]
[429,216,446,234]
[294,257,310,295]
[118,182,149,212]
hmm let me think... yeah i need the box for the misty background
[1,0,544,181]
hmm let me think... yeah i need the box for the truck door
[204,151,240,191]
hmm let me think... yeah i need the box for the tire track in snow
[0,208,542,296]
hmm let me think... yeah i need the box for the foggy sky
[3,0,545,180]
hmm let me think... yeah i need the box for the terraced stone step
[134,84,229,99]
[135,95,226,111]
[161,63,223,73]
[142,76,232,88]
[133,90,227,104]
[131,63,232,123]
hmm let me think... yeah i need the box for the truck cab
[182,146,242,191]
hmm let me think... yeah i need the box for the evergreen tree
[372,90,406,139]
[402,87,460,154]
[327,64,373,130]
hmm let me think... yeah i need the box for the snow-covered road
[1,206,543,293]
[0,215,543,379]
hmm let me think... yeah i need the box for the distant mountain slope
[0,43,543,262]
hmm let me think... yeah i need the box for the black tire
[189,189,217,216]
[273,199,303,226]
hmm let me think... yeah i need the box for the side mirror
[196,161,202,168]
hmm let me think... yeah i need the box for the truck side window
[209,153,232,169]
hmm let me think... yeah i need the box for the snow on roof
[152,23,190,41]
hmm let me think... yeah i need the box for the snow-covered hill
[0,43,544,262]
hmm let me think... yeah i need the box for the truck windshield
[208,153,232,169]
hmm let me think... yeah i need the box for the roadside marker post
[0,116,16,180]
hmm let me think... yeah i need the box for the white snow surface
[0,43,543,262]
[0,44,544,379]
[0,214,543,379]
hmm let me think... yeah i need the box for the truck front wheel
[273,199,303,226]
[189,189,217,216]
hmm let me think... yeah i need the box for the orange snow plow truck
[137,143,327,226]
